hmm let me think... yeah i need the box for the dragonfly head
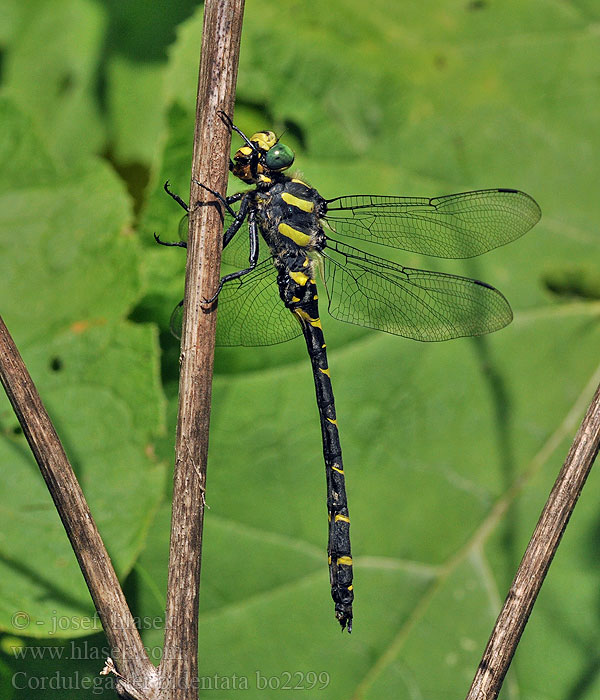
[231,130,295,184]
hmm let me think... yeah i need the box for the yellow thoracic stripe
[335,514,350,523]
[337,556,353,566]
[291,178,309,187]
[278,222,311,246]
[289,270,309,286]
[281,192,315,212]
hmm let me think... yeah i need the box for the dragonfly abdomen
[279,259,354,632]
[298,305,353,633]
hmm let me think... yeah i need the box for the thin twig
[159,2,245,698]
[0,317,158,700]
[466,380,600,700]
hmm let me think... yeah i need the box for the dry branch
[159,2,245,699]
[466,380,600,699]
[0,317,158,699]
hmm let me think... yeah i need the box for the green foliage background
[1,1,600,698]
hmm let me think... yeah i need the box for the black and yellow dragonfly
[157,113,541,633]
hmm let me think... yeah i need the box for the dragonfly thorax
[251,178,327,258]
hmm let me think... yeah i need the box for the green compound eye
[265,143,294,171]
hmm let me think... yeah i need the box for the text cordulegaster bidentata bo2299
[156,112,541,633]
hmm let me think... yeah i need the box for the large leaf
[138,2,600,700]
[1,0,106,165]
[0,99,166,642]
[2,1,600,699]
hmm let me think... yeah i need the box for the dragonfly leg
[203,210,259,305]
[222,194,249,249]
[218,110,256,151]
[154,232,187,248]
[192,180,239,218]
[163,180,189,212]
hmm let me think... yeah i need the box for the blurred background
[1,1,600,698]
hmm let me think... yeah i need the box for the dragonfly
[156,113,541,633]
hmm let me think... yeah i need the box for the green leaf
[3,1,600,699]
[0,99,166,639]
[105,55,167,166]
[0,102,141,343]
[134,2,600,699]
[2,0,107,165]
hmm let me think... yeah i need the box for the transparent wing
[169,300,185,339]
[216,260,301,346]
[322,238,513,341]
[324,188,541,258]
[170,260,301,347]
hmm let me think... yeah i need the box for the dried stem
[0,317,159,700]
[159,1,245,698]
[466,380,600,699]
